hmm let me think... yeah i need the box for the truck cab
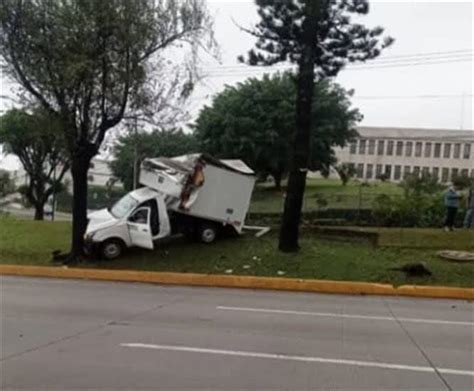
[84,187,171,259]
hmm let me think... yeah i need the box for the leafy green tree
[240,0,393,252]
[0,108,69,220]
[0,170,15,198]
[195,73,360,190]
[334,163,356,186]
[110,129,198,191]
[0,0,213,260]
[452,174,474,190]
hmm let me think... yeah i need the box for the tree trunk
[68,155,91,261]
[278,1,320,252]
[273,172,283,191]
[34,203,44,220]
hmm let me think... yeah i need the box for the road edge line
[0,264,472,300]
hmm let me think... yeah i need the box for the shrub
[372,192,463,227]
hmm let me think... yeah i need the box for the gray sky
[191,0,473,130]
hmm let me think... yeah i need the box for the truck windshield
[110,194,139,219]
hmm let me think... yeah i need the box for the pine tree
[240,0,393,252]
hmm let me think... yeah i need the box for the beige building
[333,127,474,183]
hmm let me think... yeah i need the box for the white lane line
[216,306,474,326]
[121,343,474,377]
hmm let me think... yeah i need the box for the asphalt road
[1,276,473,390]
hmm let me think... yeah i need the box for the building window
[387,141,394,156]
[394,165,402,180]
[454,144,461,159]
[368,140,375,155]
[357,163,364,179]
[451,168,459,179]
[434,143,441,158]
[377,140,385,156]
[461,169,469,178]
[471,169,474,179]
[403,166,411,178]
[441,168,449,183]
[415,142,423,157]
[432,167,439,180]
[463,144,471,159]
[359,139,366,155]
[405,142,413,157]
[396,141,403,156]
[350,141,357,154]
[366,164,373,179]
[376,164,383,178]
[422,167,430,177]
[413,166,420,177]
[444,143,451,158]
[424,142,432,158]
[348,163,355,171]
[385,165,392,179]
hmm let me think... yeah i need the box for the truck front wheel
[198,223,218,244]
[100,239,124,260]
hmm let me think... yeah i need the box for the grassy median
[1,217,473,287]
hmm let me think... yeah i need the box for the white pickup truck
[84,154,256,259]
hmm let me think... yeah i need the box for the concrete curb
[1,264,473,300]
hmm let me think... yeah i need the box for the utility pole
[51,164,56,221]
[460,92,465,130]
[132,117,138,190]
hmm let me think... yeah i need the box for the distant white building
[0,142,120,190]
[330,127,474,183]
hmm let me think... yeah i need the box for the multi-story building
[333,127,473,183]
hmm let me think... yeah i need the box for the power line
[204,56,473,78]
[204,50,473,73]
[355,94,474,100]
[189,93,473,102]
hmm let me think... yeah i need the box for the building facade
[333,127,474,183]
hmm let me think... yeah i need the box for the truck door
[156,196,171,239]
[127,206,153,250]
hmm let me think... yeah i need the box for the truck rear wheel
[100,239,124,260]
[198,223,218,244]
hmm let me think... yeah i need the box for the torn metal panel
[140,154,256,233]
[243,225,272,238]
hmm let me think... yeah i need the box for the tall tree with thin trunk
[0,108,69,220]
[0,0,213,261]
[240,0,393,252]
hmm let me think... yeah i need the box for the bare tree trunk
[278,0,320,252]
[273,172,283,191]
[34,203,44,220]
[68,155,91,261]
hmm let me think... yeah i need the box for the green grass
[250,178,403,213]
[1,218,472,287]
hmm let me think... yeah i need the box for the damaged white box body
[139,154,256,233]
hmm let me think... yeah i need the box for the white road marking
[121,343,474,377]
[216,306,474,326]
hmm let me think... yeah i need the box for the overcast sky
[0,0,472,132]
[191,0,473,130]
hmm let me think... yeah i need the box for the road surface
[1,276,473,390]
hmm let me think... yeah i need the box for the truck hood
[86,208,118,234]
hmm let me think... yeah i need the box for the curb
[1,264,473,300]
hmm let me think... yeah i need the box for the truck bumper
[84,238,98,256]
